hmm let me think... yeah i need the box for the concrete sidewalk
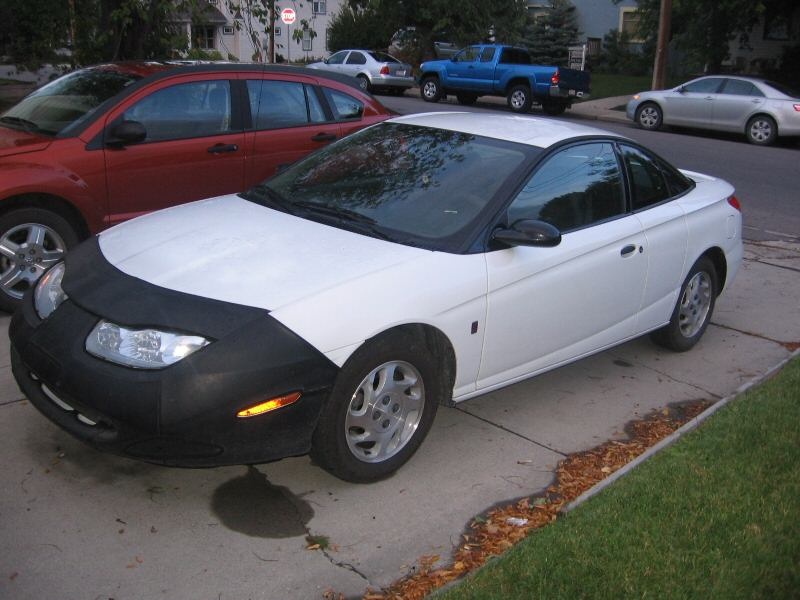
[1,241,798,600]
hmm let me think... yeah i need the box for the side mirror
[492,219,561,248]
[107,120,146,146]
[677,86,686,94]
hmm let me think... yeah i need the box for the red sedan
[0,62,391,311]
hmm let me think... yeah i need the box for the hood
[98,194,428,312]
[0,126,52,157]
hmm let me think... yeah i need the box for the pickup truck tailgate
[557,68,591,96]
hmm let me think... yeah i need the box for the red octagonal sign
[280,8,296,25]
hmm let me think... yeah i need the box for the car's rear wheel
[356,74,371,93]
[311,330,441,482]
[420,76,442,102]
[746,115,777,145]
[636,102,663,130]
[651,256,718,352]
[0,208,80,313]
[456,93,478,106]
[507,84,532,113]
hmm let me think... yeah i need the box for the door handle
[207,143,239,154]
[311,132,337,142]
[620,244,637,257]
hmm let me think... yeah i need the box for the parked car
[418,44,591,115]
[388,27,459,60]
[308,50,414,95]
[627,75,800,145]
[10,113,742,483]
[0,62,391,312]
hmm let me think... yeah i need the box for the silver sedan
[626,75,800,145]
[308,50,414,95]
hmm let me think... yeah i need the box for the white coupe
[10,113,742,482]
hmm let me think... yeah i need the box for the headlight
[34,262,68,319]
[85,320,210,369]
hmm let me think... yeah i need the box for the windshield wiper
[0,116,44,134]
[290,200,395,242]
[240,185,297,215]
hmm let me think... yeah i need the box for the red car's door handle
[311,133,337,142]
[207,143,239,154]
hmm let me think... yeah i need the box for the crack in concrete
[454,406,568,457]
[0,397,26,407]
[711,321,798,351]
[607,350,722,399]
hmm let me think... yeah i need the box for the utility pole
[651,0,672,90]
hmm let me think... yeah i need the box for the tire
[542,101,567,116]
[420,76,442,103]
[356,74,371,93]
[507,84,532,113]
[456,93,478,106]
[651,256,718,352]
[746,114,777,146]
[311,330,442,482]
[0,208,80,313]
[635,102,663,130]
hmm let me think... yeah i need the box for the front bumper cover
[10,238,339,467]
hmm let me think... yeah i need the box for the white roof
[389,112,623,148]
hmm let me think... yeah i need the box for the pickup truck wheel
[542,101,567,116]
[635,102,663,130]
[0,207,80,313]
[507,85,532,113]
[456,93,478,106]
[420,76,442,103]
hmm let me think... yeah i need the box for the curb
[563,346,800,512]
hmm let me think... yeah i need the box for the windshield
[242,123,533,251]
[369,52,400,63]
[764,80,799,99]
[0,68,141,136]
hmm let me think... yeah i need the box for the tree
[632,0,796,73]
[521,0,579,67]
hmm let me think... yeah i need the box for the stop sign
[280,8,296,25]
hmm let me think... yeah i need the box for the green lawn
[586,73,683,101]
[438,357,800,600]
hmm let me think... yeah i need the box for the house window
[586,37,601,55]
[313,1,326,15]
[619,8,644,43]
[192,26,216,50]
[302,29,312,51]
[274,26,282,37]
[223,25,234,35]
[326,28,331,50]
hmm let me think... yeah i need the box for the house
[179,0,342,62]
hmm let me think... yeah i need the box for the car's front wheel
[651,256,718,352]
[311,330,441,482]
[0,208,80,313]
[420,76,442,102]
[746,114,777,145]
[636,102,663,130]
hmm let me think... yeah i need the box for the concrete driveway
[1,240,798,599]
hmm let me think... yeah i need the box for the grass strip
[438,357,800,600]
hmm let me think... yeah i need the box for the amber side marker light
[237,392,301,418]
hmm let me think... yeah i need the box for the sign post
[281,8,296,63]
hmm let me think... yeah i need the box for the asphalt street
[1,94,799,600]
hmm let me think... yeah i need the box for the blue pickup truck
[418,44,590,116]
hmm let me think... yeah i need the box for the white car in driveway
[10,113,742,483]
[307,49,414,94]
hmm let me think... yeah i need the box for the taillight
[793,103,800,112]
[728,195,741,211]
[380,65,390,75]
[551,69,560,85]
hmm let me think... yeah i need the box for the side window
[479,47,496,62]
[508,143,625,231]
[455,46,479,62]
[246,80,325,130]
[621,145,670,210]
[345,52,367,65]
[323,88,363,120]
[124,80,231,142]
[721,79,764,97]
[683,78,724,94]
[327,51,347,65]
